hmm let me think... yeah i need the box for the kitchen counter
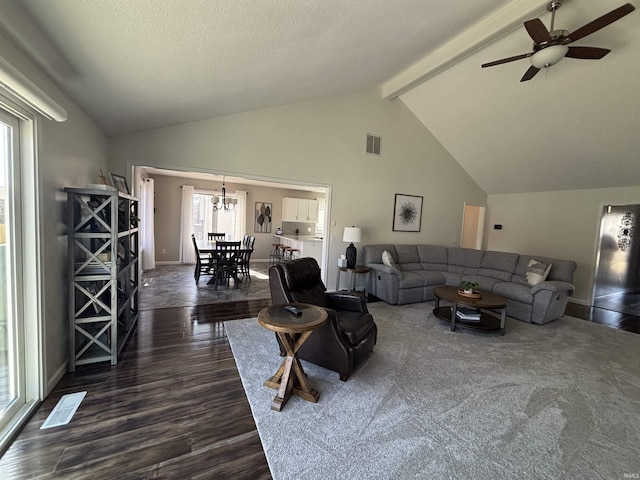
[273,234,324,265]
[273,234,323,242]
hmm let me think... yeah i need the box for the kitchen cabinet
[282,197,298,222]
[299,199,318,222]
[301,239,323,265]
[282,197,318,222]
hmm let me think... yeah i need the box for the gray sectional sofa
[362,244,577,325]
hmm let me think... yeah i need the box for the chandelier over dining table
[212,177,237,211]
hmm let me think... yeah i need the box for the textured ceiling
[1,0,638,194]
[3,0,501,135]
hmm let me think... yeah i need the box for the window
[192,192,237,241]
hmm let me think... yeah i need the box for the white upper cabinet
[282,197,318,222]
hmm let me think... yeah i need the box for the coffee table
[433,286,507,335]
[258,303,328,411]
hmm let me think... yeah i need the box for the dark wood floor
[565,292,640,334]
[0,299,273,480]
[1,294,638,479]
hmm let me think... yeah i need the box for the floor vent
[40,391,87,429]
[366,134,381,155]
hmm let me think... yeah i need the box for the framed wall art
[109,173,130,195]
[393,194,423,232]
[255,202,272,233]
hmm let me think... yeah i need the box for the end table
[258,303,328,411]
[335,265,371,299]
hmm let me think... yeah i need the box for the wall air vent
[366,134,381,155]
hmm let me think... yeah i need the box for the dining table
[195,239,250,287]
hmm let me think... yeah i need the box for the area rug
[225,302,640,480]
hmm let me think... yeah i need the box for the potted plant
[459,280,479,294]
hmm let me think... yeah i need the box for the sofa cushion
[477,251,519,281]
[395,245,420,264]
[523,259,552,286]
[514,254,577,283]
[398,271,428,289]
[394,245,422,271]
[382,250,398,268]
[447,248,484,274]
[362,244,397,265]
[493,282,534,304]
[417,245,448,271]
[460,275,502,291]
[415,271,446,286]
[398,270,446,289]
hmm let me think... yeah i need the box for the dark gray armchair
[268,257,377,381]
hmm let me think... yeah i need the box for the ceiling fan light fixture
[530,45,569,68]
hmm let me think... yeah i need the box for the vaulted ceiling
[1,0,638,194]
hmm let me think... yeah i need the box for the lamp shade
[343,227,362,243]
[530,45,568,69]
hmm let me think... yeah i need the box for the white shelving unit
[66,187,139,371]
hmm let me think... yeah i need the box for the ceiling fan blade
[481,53,532,68]
[520,66,540,82]
[565,46,611,60]
[564,3,635,44]
[524,18,552,45]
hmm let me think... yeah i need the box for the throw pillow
[525,259,552,286]
[382,250,398,268]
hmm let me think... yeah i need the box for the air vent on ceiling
[366,134,381,155]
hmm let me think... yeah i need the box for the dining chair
[237,248,254,281]
[208,232,226,241]
[215,241,241,251]
[211,247,241,290]
[191,234,214,284]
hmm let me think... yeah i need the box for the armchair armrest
[531,281,575,295]
[326,292,368,312]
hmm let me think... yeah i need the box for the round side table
[258,303,328,411]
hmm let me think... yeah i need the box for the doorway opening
[132,166,331,280]
[461,203,486,250]
[593,204,640,316]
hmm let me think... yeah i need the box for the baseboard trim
[568,298,590,306]
[47,361,68,397]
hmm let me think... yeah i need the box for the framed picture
[255,202,272,233]
[110,173,129,194]
[393,194,423,232]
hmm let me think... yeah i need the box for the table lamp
[342,226,362,269]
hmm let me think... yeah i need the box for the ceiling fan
[481,1,635,82]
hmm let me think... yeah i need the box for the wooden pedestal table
[258,303,328,411]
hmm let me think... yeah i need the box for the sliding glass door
[0,110,24,436]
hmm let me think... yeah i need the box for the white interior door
[461,204,486,249]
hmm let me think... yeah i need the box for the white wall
[0,31,108,393]
[486,186,640,304]
[109,89,487,286]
